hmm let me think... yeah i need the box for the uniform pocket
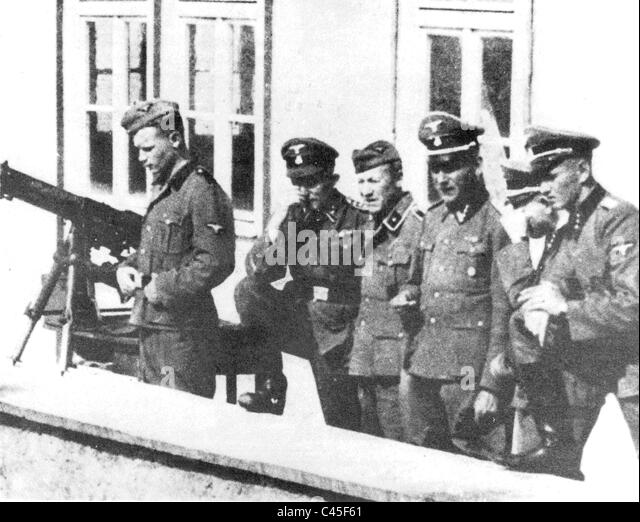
[159,213,188,254]
[389,244,411,266]
[421,240,436,253]
[455,239,489,282]
[388,243,413,289]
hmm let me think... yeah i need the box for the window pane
[482,37,512,137]
[232,25,255,116]
[128,22,147,103]
[231,122,254,211]
[188,24,215,113]
[128,138,146,194]
[429,35,461,117]
[188,118,215,174]
[88,20,113,105]
[88,112,113,190]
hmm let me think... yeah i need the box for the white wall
[531,0,639,206]
[0,1,59,363]
[269,0,398,206]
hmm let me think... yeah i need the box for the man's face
[540,158,587,211]
[429,152,478,206]
[523,194,557,238]
[292,173,335,210]
[355,164,400,213]
[133,126,180,185]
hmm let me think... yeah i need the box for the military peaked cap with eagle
[281,137,339,180]
[418,111,484,156]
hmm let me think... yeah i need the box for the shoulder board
[599,195,621,210]
[411,203,426,221]
[344,195,368,211]
[194,165,215,183]
[427,200,444,212]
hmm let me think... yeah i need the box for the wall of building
[531,0,639,206]
[0,0,637,339]
[0,1,59,363]
[269,0,398,205]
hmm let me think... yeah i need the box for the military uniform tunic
[347,192,424,440]
[125,161,235,397]
[399,189,510,446]
[235,188,370,429]
[404,192,510,382]
[350,192,424,378]
[509,184,639,400]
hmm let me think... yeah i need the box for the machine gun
[0,162,143,372]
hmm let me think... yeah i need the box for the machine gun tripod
[11,223,102,373]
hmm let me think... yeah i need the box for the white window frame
[64,0,266,235]
[162,0,266,237]
[63,0,155,214]
[396,0,533,203]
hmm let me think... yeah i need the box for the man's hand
[518,281,568,316]
[390,289,418,308]
[500,205,528,244]
[143,273,162,305]
[473,390,499,425]
[523,309,550,345]
[489,353,515,381]
[265,206,290,244]
[116,266,141,297]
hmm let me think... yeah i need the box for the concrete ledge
[0,361,592,501]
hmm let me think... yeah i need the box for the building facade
[0,0,638,326]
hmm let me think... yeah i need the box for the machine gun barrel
[0,161,142,259]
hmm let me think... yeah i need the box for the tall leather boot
[238,372,288,415]
[502,363,582,479]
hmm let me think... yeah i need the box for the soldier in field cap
[393,112,510,451]
[498,126,639,474]
[116,99,235,398]
[234,137,370,429]
[348,140,425,441]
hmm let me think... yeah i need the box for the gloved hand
[116,266,141,298]
[473,390,500,428]
[519,281,569,317]
[489,352,515,381]
[390,289,418,308]
[500,204,528,244]
[522,309,550,345]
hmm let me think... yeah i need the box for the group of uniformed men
[116,99,638,478]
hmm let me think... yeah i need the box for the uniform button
[361,320,366,327]
[478,321,484,327]
[398,333,405,339]
[140,249,146,254]
[434,292,440,298]
[364,298,370,303]
[444,239,450,245]
[430,317,436,325]
[467,266,477,277]
[146,226,151,232]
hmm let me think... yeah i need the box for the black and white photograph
[0,0,638,503]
